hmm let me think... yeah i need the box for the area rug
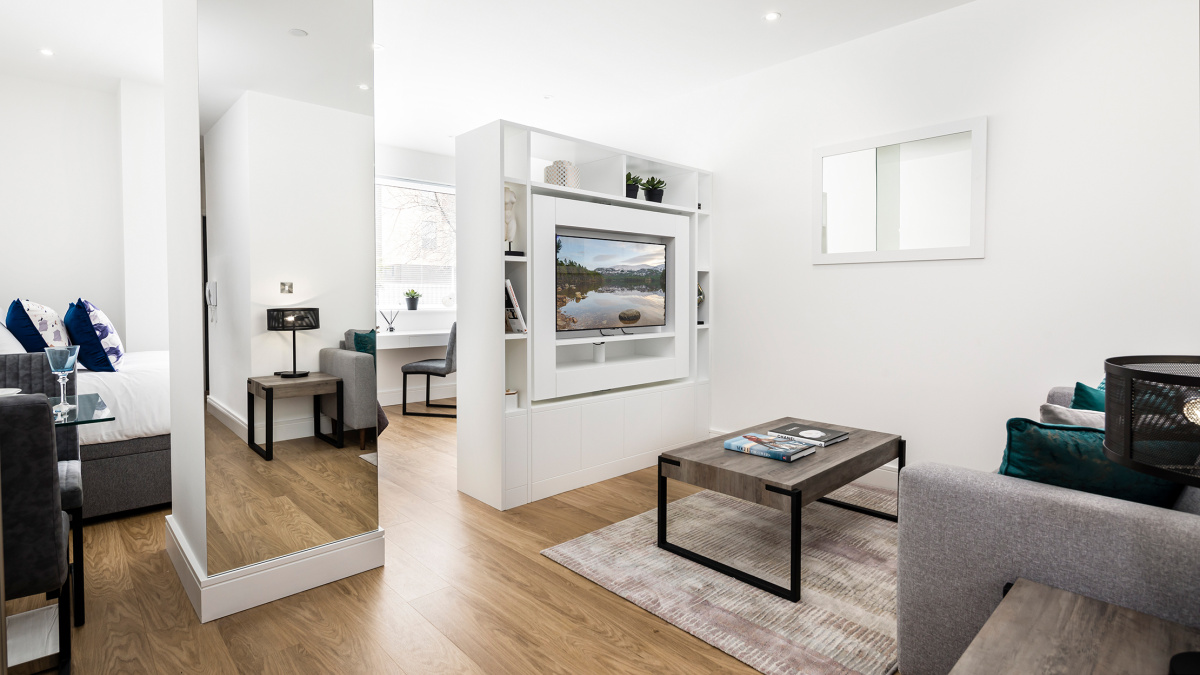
[359,452,378,466]
[541,483,898,675]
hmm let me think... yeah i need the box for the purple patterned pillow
[80,299,124,369]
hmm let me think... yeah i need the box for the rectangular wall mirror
[198,0,378,576]
[813,117,987,264]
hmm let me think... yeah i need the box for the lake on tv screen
[555,236,666,331]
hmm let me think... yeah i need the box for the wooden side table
[246,372,344,460]
[951,578,1200,675]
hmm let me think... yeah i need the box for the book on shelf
[723,433,816,462]
[767,423,848,447]
[504,279,528,333]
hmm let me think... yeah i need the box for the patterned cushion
[5,299,68,352]
[63,299,124,372]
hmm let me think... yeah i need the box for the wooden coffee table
[658,416,903,602]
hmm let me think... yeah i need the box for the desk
[376,329,449,350]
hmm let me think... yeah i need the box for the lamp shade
[1103,355,1200,488]
[267,307,319,332]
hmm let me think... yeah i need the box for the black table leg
[247,387,273,460]
[657,456,802,602]
[816,438,904,522]
[314,381,345,449]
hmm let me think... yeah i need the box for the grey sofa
[897,389,1200,675]
[319,329,379,449]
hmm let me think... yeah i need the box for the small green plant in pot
[641,176,666,203]
[625,172,642,199]
[404,289,422,310]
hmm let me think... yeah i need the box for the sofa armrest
[897,463,1200,675]
[1046,386,1074,407]
[317,348,376,431]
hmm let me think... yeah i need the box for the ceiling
[373,0,979,156]
[0,0,162,90]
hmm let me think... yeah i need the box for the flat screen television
[555,235,667,332]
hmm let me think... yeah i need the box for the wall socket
[280,282,293,294]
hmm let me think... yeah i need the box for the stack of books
[723,433,816,462]
[767,423,848,447]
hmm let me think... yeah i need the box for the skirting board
[377,380,457,407]
[206,395,336,445]
[165,515,384,623]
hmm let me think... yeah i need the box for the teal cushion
[998,418,1182,508]
[353,330,376,365]
[1070,381,1105,411]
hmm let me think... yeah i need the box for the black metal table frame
[246,380,345,461]
[657,439,905,602]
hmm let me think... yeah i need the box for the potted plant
[625,172,642,199]
[404,289,421,310]
[641,176,666,203]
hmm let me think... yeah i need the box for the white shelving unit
[457,120,713,511]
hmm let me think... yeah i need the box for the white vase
[544,160,580,188]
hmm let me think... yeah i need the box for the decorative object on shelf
[504,279,528,332]
[442,294,455,308]
[266,307,320,378]
[404,289,421,310]
[503,186,524,256]
[641,176,666,203]
[1101,355,1200,672]
[544,160,580,188]
[626,172,642,199]
[44,345,80,416]
[379,309,399,332]
[697,283,705,306]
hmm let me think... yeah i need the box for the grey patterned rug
[542,483,898,675]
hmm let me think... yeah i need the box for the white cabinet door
[661,386,696,448]
[694,382,712,440]
[623,392,662,457]
[532,406,582,483]
[581,399,624,469]
[504,414,529,489]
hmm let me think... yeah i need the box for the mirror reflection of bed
[198,0,379,577]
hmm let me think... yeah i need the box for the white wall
[120,79,170,351]
[0,73,125,332]
[373,143,458,402]
[205,91,375,431]
[593,0,1200,473]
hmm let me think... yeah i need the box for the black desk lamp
[267,307,319,378]
[1102,356,1200,675]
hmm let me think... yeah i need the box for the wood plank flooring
[7,399,757,674]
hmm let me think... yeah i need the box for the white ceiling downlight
[39,48,54,56]
[764,12,782,22]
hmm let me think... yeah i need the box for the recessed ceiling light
[288,28,308,37]
[543,95,553,100]
[371,43,384,51]
[764,11,782,22]
[39,48,54,56]
[358,84,370,90]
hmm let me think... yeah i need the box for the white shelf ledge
[556,353,673,373]
[504,255,529,262]
[696,324,711,330]
[504,176,528,185]
[530,181,697,215]
[554,331,675,347]
[505,333,529,340]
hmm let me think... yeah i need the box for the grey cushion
[1176,487,1200,516]
[402,358,451,376]
[1046,386,1075,408]
[58,460,82,511]
[1039,403,1105,428]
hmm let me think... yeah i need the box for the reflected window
[375,177,456,308]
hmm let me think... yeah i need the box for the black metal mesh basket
[1104,356,1200,487]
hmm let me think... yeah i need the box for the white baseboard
[378,381,457,407]
[165,515,384,623]
[206,395,331,444]
[708,428,900,491]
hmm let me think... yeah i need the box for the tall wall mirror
[813,117,987,264]
[198,0,378,576]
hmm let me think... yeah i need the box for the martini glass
[44,345,80,416]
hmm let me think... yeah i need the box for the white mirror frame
[812,116,987,265]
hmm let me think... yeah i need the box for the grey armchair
[319,329,379,450]
[0,353,85,626]
[401,322,456,418]
[0,394,72,672]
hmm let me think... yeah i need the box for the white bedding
[76,351,171,445]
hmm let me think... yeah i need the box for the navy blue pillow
[5,300,46,352]
[63,300,115,372]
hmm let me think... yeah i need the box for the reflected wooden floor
[7,398,754,674]
[205,412,379,574]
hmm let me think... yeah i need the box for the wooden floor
[204,412,379,574]
[9,399,756,674]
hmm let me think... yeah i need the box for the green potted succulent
[641,176,666,203]
[625,172,642,199]
[404,289,421,310]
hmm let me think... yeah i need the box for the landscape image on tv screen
[556,235,667,331]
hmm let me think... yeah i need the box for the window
[375,177,456,310]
